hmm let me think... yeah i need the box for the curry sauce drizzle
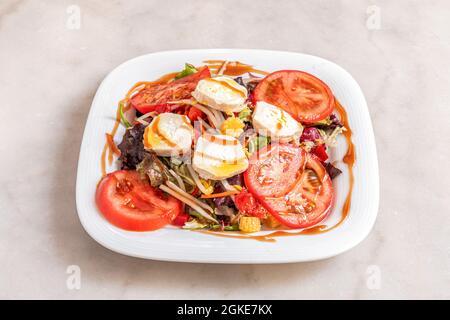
[100,61,355,241]
[206,78,247,97]
[101,62,264,176]
[101,73,178,177]
[200,96,355,242]
[204,60,269,76]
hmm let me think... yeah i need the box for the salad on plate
[96,60,353,237]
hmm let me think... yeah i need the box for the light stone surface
[1,0,449,299]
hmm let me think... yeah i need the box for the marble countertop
[1,0,449,299]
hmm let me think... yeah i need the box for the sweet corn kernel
[264,214,281,228]
[221,117,245,138]
[239,216,261,233]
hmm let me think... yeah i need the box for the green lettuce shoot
[175,63,197,80]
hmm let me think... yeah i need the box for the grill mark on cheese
[203,133,238,146]
[181,116,193,129]
[154,117,178,147]
[194,151,246,164]
[144,118,177,148]
[206,78,246,98]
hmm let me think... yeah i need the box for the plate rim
[76,48,379,264]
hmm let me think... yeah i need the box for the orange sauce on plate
[100,61,355,241]
[100,73,178,176]
[200,99,355,242]
[207,78,247,97]
[204,60,268,76]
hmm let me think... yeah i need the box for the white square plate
[76,49,379,263]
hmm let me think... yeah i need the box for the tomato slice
[234,189,269,219]
[172,212,190,226]
[244,143,334,229]
[96,170,182,231]
[311,144,328,162]
[130,67,211,114]
[187,106,205,121]
[258,153,334,229]
[244,144,306,197]
[254,70,334,123]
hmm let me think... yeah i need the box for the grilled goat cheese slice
[252,101,303,142]
[192,134,248,180]
[192,76,247,113]
[143,113,193,156]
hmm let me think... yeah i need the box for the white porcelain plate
[76,49,379,263]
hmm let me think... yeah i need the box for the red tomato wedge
[187,106,205,121]
[172,212,190,226]
[254,70,334,123]
[96,170,182,231]
[235,189,269,219]
[130,67,211,114]
[244,144,334,229]
[244,144,306,197]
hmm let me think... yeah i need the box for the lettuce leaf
[238,106,252,123]
[175,63,197,80]
[248,135,269,153]
[136,153,171,187]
